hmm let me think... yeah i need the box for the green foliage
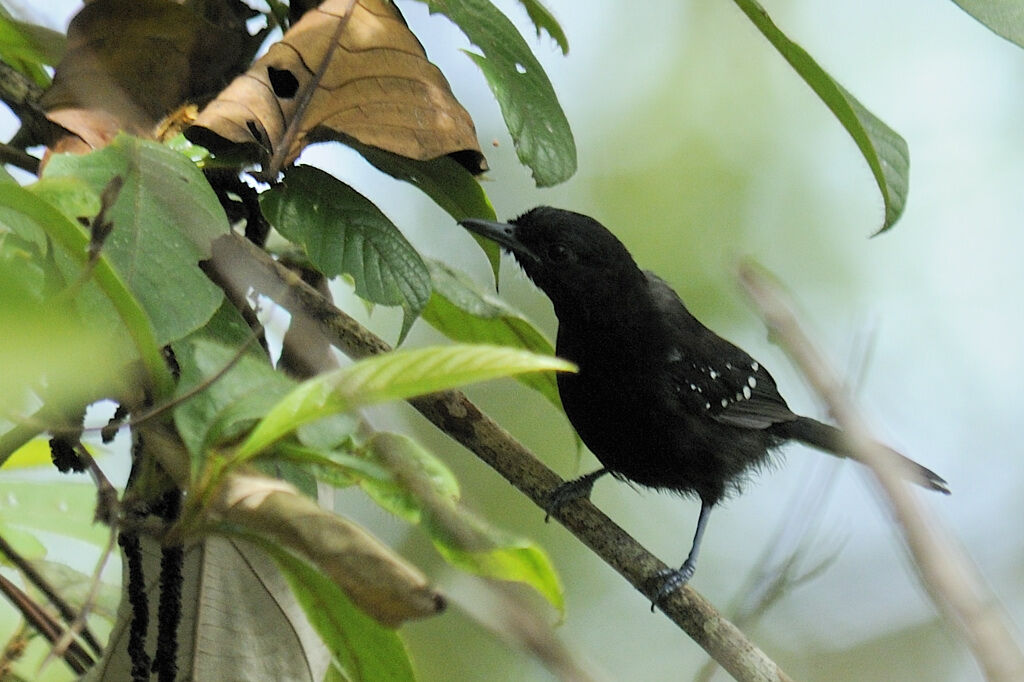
[731,0,909,232]
[515,0,569,55]
[0,181,171,417]
[8,0,1021,678]
[257,539,417,682]
[350,142,503,279]
[951,0,1024,47]
[260,165,431,344]
[234,343,574,461]
[422,259,561,410]
[172,311,295,461]
[44,134,230,345]
[366,433,564,612]
[417,0,578,187]
[0,8,65,86]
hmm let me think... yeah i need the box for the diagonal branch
[738,262,1024,682]
[203,232,794,682]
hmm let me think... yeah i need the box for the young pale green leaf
[417,0,576,187]
[44,133,229,345]
[951,1,1024,48]
[732,0,908,233]
[516,0,568,55]
[260,165,431,343]
[368,433,564,612]
[251,539,417,682]
[433,536,564,612]
[235,344,575,461]
[422,260,562,411]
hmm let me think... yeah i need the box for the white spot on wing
[720,398,728,407]
[748,376,757,388]
[743,385,751,399]
[667,348,682,363]
[751,361,759,371]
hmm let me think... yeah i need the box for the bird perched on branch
[460,207,949,605]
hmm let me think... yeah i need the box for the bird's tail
[775,417,950,494]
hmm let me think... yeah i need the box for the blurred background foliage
[4,0,1023,679]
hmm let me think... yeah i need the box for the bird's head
[460,207,643,310]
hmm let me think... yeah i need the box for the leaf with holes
[186,0,484,175]
[260,165,430,343]
[417,0,576,187]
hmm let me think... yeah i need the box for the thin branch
[0,573,92,675]
[45,526,118,672]
[0,141,39,174]
[738,261,1024,681]
[203,233,794,682]
[0,534,103,657]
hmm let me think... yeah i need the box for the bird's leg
[544,468,609,522]
[649,499,713,610]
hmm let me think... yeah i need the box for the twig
[202,233,794,682]
[0,573,92,675]
[45,526,118,673]
[0,534,103,656]
[0,142,39,174]
[738,261,1024,681]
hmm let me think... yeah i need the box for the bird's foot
[648,561,696,612]
[543,473,602,522]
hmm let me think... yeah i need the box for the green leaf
[27,176,101,226]
[731,0,908,233]
[418,0,576,187]
[44,133,229,345]
[172,308,294,461]
[0,10,65,86]
[422,260,561,411]
[516,0,568,55]
[951,1,1024,48]
[260,166,431,343]
[256,540,416,682]
[235,344,576,460]
[0,181,173,401]
[368,433,564,612]
[349,142,502,280]
[0,482,113,548]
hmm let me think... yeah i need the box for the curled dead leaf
[41,0,259,151]
[186,0,485,174]
[211,471,445,627]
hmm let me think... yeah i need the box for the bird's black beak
[459,218,539,263]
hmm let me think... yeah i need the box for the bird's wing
[646,272,798,430]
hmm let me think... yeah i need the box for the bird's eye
[547,243,574,263]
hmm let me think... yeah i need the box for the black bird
[460,207,949,603]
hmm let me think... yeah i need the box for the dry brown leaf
[41,0,256,150]
[211,471,446,627]
[186,0,485,173]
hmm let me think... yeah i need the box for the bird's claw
[543,476,598,522]
[648,562,696,612]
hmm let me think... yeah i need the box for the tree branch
[738,262,1024,681]
[203,233,793,682]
